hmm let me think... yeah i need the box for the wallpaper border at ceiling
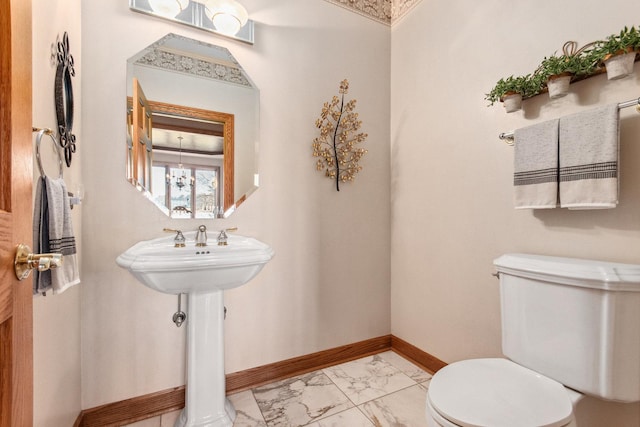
[390,0,422,24]
[322,0,423,26]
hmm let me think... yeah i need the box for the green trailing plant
[539,54,574,77]
[595,25,640,58]
[485,25,639,109]
[538,52,597,79]
[485,74,541,106]
[528,72,547,94]
[576,46,606,74]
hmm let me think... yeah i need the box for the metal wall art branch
[312,79,368,191]
[55,32,76,167]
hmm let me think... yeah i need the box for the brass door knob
[14,243,63,281]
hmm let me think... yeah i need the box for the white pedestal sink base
[174,291,236,427]
[116,232,274,426]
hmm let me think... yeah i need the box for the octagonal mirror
[126,33,259,218]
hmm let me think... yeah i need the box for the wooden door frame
[0,0,33,426]
[132,78,153,192]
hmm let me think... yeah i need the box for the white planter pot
[547,75,572,99]
[604,51,637,80]
[502,93,523,113]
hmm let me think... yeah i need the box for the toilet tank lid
[494,253,640,291]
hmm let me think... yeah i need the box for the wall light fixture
[130,0,254,44]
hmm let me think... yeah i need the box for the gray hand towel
[513,119,560,209]
[559,104,619,209]
[45,176,80,293]
[33,177,52,295]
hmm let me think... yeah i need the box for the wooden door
[132,78,153,192]
[0,0,34,426]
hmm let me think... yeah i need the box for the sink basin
[116,230,274,427]
[116,231,274,294]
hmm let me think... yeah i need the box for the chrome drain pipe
[173,293,187,327]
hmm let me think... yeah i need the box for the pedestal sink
[116,230,274,427]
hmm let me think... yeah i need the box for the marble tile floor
[125,350,433,427]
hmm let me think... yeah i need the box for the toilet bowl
[425,254,640,427]
[425,359,577,427]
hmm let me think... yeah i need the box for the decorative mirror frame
[54,32,76,167]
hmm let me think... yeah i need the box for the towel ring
[34,128,63,179]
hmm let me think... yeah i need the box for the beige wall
[80,0,391,409]
[32,0,83,425]
[32,0,84,426]
[33,0,640,423]
[390,0,640,364]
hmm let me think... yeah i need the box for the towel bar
[33,126,83,209]
[499,97,640,143]
[33,127,63,178]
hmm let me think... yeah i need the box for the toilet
[425,253,640,427]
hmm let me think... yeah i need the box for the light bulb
[213,13,241,35]
[148,0,189,18]
[203,0,248,35]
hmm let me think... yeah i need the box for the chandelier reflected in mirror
[132,0,254,44]
[166,136,195,190]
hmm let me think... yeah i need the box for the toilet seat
[427,358,574,427]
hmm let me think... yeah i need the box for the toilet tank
[494,253,640,402]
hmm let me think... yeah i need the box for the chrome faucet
[164,228,186,248]
[195,225,208,247]
[217,229,228,246]
[216,227,238,246]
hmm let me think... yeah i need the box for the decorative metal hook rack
[498,97,640,145]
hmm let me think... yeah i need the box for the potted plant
[539,55,574,99]
[485,74,541,113]
[538,52,598,98]
[595,26,640,80]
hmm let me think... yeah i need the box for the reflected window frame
[153,163,222,218]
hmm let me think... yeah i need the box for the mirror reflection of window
[152,164,221,218]
[195,169,220,217]
[152,166,168,211]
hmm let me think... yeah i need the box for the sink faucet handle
[195,225,208,247]
[163,228,186,248]
[216,227,237,246]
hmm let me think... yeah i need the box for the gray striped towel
[33,177,52,294]
[513,119,560,209]
[45,176,80,293]
[559,104,619,209]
